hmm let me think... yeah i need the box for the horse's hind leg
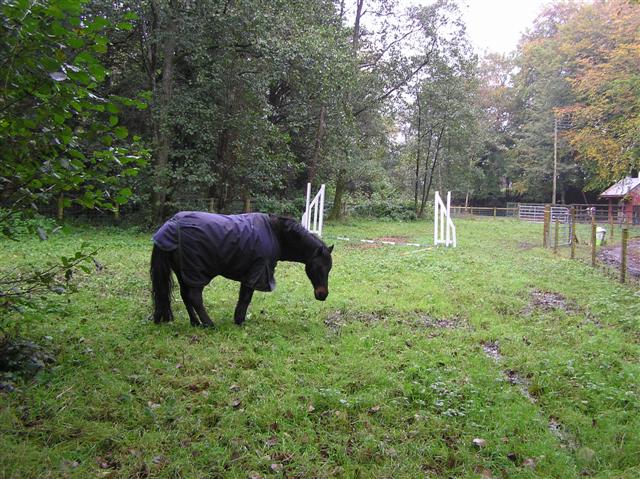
[175,274,200,326]
[234,284,254,325]
[187,286,214,327]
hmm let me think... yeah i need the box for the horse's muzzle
[314,287,328,301]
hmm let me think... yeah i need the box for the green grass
[1,217,639,478]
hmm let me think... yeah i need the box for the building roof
[600,176,640,198]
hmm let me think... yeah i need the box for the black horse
[150,211,333,327]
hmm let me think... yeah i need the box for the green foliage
[349,200,418,221]
[0,0,148,230]
[253,196,306,218]
[0,240,98,333]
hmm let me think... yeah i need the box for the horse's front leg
[234,284,254,325]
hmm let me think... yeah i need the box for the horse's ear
[327,245,334,254]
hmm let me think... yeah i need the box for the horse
[150,211,333,327]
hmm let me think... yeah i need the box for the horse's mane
[271,215,325,250]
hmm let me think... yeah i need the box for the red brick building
[599,176,640,224]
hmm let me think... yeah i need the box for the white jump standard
[434,191,457,248]
[301,183,325,237]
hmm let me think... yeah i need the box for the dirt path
[598,237,640,277]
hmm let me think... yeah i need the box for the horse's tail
[150,244,174,323]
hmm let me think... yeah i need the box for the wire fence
[452,203,639,284]
[545,210,640,285]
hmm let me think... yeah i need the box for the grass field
[1,217,639,478]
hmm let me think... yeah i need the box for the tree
[0,0,147,322]
[558,0,640,186]
[0,0,147,228]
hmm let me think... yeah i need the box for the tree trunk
[243,191,251,213]
[308,105,326,186]
[352,0,364,53]
[328,171,346,220]
[57,192,64,221]
[419,123,446,217]
[151,0,177,224]
[414,91,422,213]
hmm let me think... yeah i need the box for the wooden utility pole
[552,117,557,205]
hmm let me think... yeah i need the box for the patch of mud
[408,314,467,330]
[523,290,579,315]
[324,311,465,332]
[481,342,536,403]
[324,310,387,331]
[481,341,502,361]
[598,238,640,278]
[505,369,536,403]
[548,417,578,449]
[375,236,410,243]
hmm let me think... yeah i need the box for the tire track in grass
[481,339,578,450]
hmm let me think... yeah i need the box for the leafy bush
[0,209,57,239]
[253,196,306,218]
[348,200,418,221]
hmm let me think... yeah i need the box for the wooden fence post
[609,214,614,240]
[57,192,64,221]
[591,214,596,268]
[570,207,576,259]
[493,207,497,219]
[543,205,550,248]
[620,225,629,284]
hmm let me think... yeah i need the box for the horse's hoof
[193,321,214,328]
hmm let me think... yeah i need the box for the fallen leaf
[522,457,537,469]
[229,384,240,392]
[369,405,381,414]
[152,455,165,465]
[147,401,161,409]
[270,463,283,472]
[231,399,242,408]
[248,472,262,479]
[307,404,315,413]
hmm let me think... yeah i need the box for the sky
[459,0,550,54]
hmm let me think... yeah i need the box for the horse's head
[305,245,334,301]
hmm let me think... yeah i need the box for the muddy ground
[597,237,640,278]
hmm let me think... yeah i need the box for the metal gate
[547,206,572,246]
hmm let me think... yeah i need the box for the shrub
[348,200,418,221]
